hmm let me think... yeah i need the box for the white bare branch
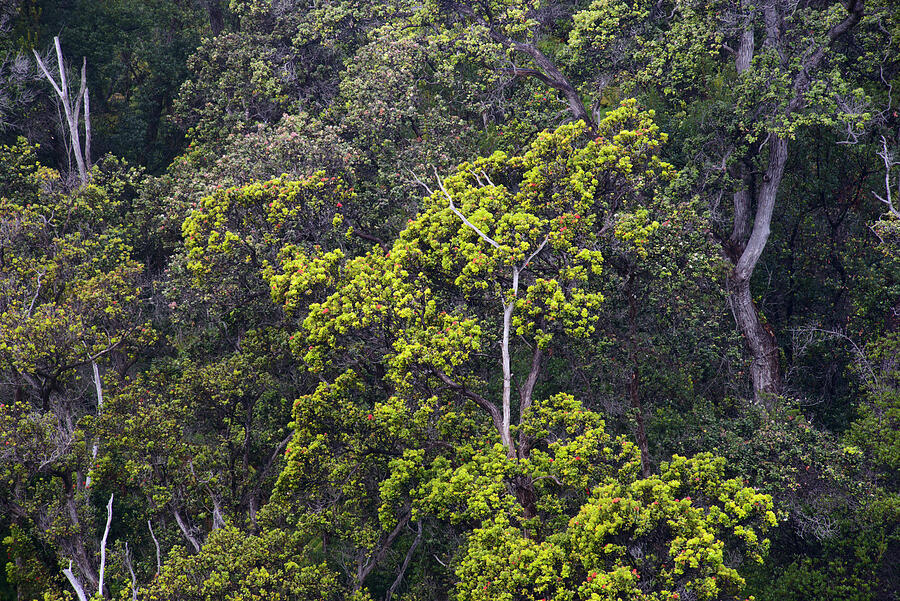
[62,560,89,601]
[435,167,501,249]
[98,493,114,598]
[33,37,91,184]
[873,136,900,219]
[124,542,138,601]
[148,520,162,575]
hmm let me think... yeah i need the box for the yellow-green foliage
[272,100,671,374]
[138,526,343,601]
[456,454,776,601]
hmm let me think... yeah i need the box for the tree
[568,0,875,404]
[262,106,775,599]
[0,142,153,599]
[33,37,92,184]
[277,100,669,485]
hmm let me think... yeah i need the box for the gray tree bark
[33,37,91,184]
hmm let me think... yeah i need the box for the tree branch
[435,167,500,249]
[123,542,137,601]
[173,506,202,553]
[148,520,162,575]
[789,0,865,112]
[432,368,503,434]
[873,136,900,218]
[357,510,411,586]
[386,521,423,601]
[98,493,113,598]
[518,345,543,418]
[449,3,593,126]
[62,560,89,601]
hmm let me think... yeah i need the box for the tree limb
[148,520,162,575]
[62,560,89,601]
[436,167,500,249]
[123,542,137,601]
[173,506,202,553]
[98,493,113,598]
[432,368,503,435]
[449,2,593,126]
[357,510,411,586]
[386,521,423,601]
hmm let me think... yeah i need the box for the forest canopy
[0,1,898,600]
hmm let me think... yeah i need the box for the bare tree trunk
[500,297,516,454]
[85,360,102,489]
[123,542,138,601]
[97,494,114,599]
[148,520,162,575]
[173,506,202,553]
[33,37,91,184]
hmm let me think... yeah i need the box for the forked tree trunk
[33,37,92,185]
[726,135,788,407]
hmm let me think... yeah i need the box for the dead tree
[33,36,92,185]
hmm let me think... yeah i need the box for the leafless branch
[148,520,162,575]
[435,167,500,249]
[33,37,91,184]
[873,136,900,219]
[62,560,89,601]
[124,542,138,601]
[98,493,114,598]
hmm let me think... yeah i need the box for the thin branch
[32,49,63,97]
[531,474,563,485]
[432,368,503,433]
[148,520,162,575]
[357,510,411,586]
[873,136,900,218]
[98,493,114,598]
[407,168,434,195]
[519,236,549,272]
[386,521,424,601]
[26,268,45,318]
[435,167,500,249]
[124,542,137,601]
